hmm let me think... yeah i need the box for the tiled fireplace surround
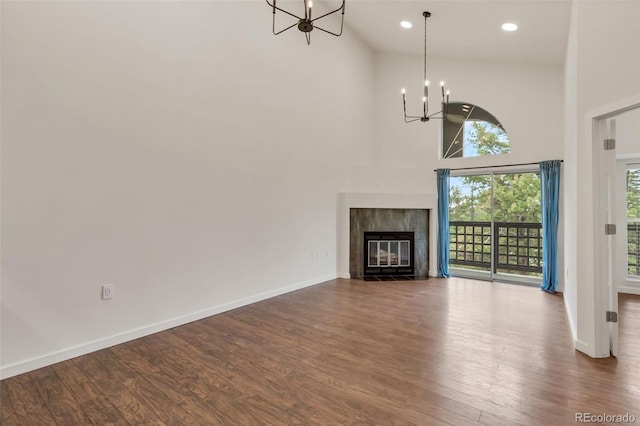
[337,193,437,279]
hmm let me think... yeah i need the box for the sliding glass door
[449,170,542,283]
[449,174,492,273]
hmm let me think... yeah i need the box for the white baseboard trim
[336,272,351,279]
[563,292,578,344]
[559,295,597,357]
[0,274,336,380]
[574,339,592,356]
[619,286,640,295]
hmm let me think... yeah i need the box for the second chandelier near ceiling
[402,11,451,123]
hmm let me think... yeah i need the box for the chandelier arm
[265,0,303,21]
[273,21,299,36]
[404,110,423,120]
[424,84,428,117]
[310,0,345,24]
[401,11,452,125]
[402,93,408,116]
[313,24,344,37]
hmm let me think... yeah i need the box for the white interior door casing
[589,97,639,359]
[604,118,619,357]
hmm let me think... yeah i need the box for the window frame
[442,102,510,160]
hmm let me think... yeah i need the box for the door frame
[591,95,640,357]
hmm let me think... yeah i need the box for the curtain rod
[433,160,563,172]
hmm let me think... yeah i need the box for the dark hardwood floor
[2,277,640,425]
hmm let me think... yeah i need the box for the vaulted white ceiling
[313,0,572,66]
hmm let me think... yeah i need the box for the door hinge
[605,224,617,235]
[604,139,616,150]
[606,311,618,323]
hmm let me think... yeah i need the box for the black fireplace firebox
[363,232,415,277]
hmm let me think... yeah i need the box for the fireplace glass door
[368,240,410,267]
[363,232,415,277]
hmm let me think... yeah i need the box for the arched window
[442,102,510,159]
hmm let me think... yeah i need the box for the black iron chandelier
[402,12,450,123]
[266,0,346,45]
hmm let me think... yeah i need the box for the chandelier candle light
[266,0,346,45]
[402,12,450,123]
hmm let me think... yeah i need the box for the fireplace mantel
[337,193,437,278]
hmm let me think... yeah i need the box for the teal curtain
[540,160,561,292]
[437,169,451,278]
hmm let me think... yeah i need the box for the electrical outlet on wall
[102,284,114,300]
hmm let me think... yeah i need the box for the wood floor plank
[95,348,203,425]
[165,323,359,425]
[0,382,21,426]
[73,353,165,425]
[155,327,342,424]
[140,332,246,403]
[199,302,490,424]
[2,373,57,425]
[2,278,640,425]
[51,361,130,425]
[206,310,483,425]
[29,366,88,425]
[220,301,498,421]
[113,339,232,425]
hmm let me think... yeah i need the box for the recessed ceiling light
[502,22,518,32]
[400,21,412,29]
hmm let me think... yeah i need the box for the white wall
[616,108,640,157]
[564,0,640,356]
[358,52,564,282]
[369,52,565,194]
[0,1,375,378]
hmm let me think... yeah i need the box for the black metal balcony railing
[449,222,492,269]
[449,221,543,275]
[629,221,640,277]
[449,220,640,277]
